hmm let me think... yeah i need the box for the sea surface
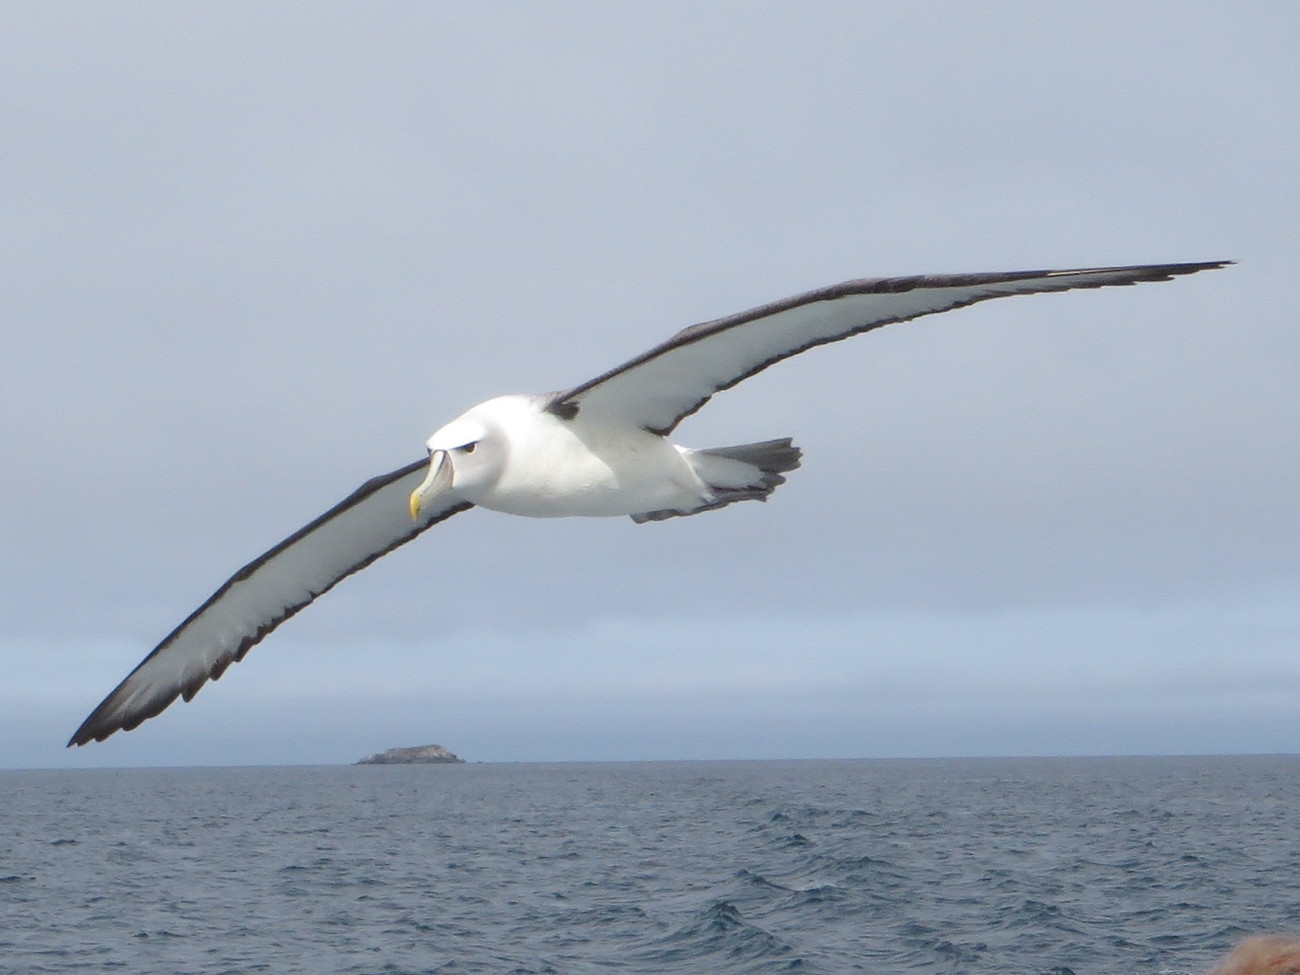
[3,756,1298,974]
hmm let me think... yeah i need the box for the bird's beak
[409,450,453,520]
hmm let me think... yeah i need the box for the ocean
[3,756,1297,974]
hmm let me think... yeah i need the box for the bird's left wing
[69,460,472,746]
[549,262,1230,435]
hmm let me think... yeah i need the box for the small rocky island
[355,744,465,765]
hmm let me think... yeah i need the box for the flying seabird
[68,261,1229,746]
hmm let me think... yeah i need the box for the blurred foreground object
[1210,935,1300,975]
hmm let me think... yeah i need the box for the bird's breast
[476,417,703,518]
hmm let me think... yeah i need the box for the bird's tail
[631,437,802,523]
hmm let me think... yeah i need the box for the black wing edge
[547,261,1233,433]
[67,461,473,747]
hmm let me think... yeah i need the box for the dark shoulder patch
[547,398,579,420]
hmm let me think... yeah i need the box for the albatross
[69,261,1228,746]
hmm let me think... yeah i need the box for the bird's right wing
[550,262,1231,435]
[69,460,472,746]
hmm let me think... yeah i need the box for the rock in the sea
[355,744,465,765]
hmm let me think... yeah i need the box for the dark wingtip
[67,712,115,747]
[1153,259,1234,275]
[67,714,97,747]
[66,724,100,748]
[66,674,195,747]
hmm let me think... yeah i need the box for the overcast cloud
[2,2,1296,767]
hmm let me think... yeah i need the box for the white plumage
[69,262,1228,746]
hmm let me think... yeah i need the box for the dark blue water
[4,756,1298,973]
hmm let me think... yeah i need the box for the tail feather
[697,437,803,475]
[631,437,802,523]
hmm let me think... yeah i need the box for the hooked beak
[409,450,452,520]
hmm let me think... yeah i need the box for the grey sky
[2,3,1295,767]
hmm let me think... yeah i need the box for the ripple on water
[0,757,1295,974]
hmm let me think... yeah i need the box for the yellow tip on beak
[408,449,453,522]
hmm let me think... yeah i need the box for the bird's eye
[461,441,478,454]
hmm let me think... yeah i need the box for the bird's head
[409,399,513,518]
